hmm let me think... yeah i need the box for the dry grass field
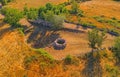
[0,0,120,77]
[45,23,115,60]
[67,0,120,28]
[6,0,68,9]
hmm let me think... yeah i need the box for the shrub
[93,50,108,59]
[24,48,54,69]
[38,3,68,19]
[24,55,37,64]
[77,10,84,17]
[93,16,106,23]
[93,16,120,28]
[18,28,24,35]
[45,11,65,30]
[46,3,53,10]
[81,22,96,28]
[113,37,120,61]
[34,48,54,63]
[26,8,38,20]
[64,55,73,64]
[105,64,120,77]
[88,29,106,49]
[1,7,23,27]
[70,0,79,14]
[0,0,13,5]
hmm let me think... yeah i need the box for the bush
[18,28,24,35]
[105,64,120,77]
[70,0,79,14]
[45,11,65,30]
[1,7,23,27]
[88,29,106,49]
[64,55,73,64]
[46,3,53,10]
[0,0,13,5]
[25,8,38,20]
[34,48,54,63]
[81,22,96,28]
[93,16,120,28]
[77,10,84,17]
[38,3,68,19]
[113,37,120,61]
[93,50,108,59]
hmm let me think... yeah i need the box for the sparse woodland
[0,0,120,77]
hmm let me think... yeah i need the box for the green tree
[0,0,13,5]
[113,37,120,61]
[70,0,79,14]
[44,11,54,22]
[97,31,106,48]
[23,5,29,15]
[45,11,65,29]
[88,29,106,50]
[26,8,38,20]
[1,7,23,27]
[64,55,73,64]
[38,6,46,19]
[46,3,53,10]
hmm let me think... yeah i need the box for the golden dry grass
[66,0,120,28]
[6,0,68,9]
[0,0,120,76]
[0,23,34,77]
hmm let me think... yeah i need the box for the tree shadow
[112,49,120,66]
[61,28,85,33]
[26,23,60,48]
[0,27,13,39]
[0,22,5,28]
[33,31,60,48]
[82,52,103,77]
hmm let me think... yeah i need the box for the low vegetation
[88,29,106,50]
[1,7,23,27]
[93,16,120,28]
[0,0,120,77]
[112,37,120,62]
[0,0,13,5]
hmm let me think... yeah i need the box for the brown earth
[44,23,115,60]
[22,19,115,60]
[0,0,119,76]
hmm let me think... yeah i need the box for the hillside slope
[0,24,32,76]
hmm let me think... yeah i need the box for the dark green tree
[70,0,79,14]
[113,37,120,61]
[26,8,38,20]
[45,11,65,29]
[38,6,46,19]
[0,0,13,5]
[1,7,23,27]
[46,3,53,10]
[88,29,106,50]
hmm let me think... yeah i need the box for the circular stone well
[54,38,66,50]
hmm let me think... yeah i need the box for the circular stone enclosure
[54,38,66,50]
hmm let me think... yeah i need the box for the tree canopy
[1,7,23,27]
[88,29,106,49]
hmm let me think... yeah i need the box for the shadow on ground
[26,24,60,48]
[61,28,85,33]
[82,52,103,77]
[0,22,13,39]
